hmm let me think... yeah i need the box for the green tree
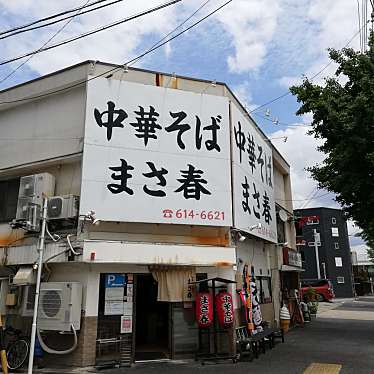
[290,33,374,251]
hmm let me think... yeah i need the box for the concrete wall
[0,159,81,252]
[0,87,85,170]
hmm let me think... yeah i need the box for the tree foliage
[290,33,374,252]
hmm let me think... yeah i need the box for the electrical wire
[0,0,92,85]
[128,0,211,67]
[0,0,126,40]
[253,112,312,128]
[0,0,233,105]
[276,191,332,203]
[300,188,321,209]
[0,0,182,67]
[0,0,109,36]
[249,22,367,114]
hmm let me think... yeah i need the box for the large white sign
[81,78,232,226]
[231,104,277,243]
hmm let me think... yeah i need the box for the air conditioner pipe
[37,324,78,355]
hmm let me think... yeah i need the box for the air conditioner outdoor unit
[21,285,36,317]
[16,173,55,221]
[47,195,79,220]
[38,282,82,332]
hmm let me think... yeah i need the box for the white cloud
[0,0,183,81]
[269,124,335,209]
[231,81,258,112]
[271,123,366,247]
[276,0,360,88]
[0,0,284,83]
[216,0,281,73]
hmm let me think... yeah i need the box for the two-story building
[0,61,296,368]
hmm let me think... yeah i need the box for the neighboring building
[294,207,353,298]
[0,62,296,368]
[351,246,374,296]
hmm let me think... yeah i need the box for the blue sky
[0,0,367,245]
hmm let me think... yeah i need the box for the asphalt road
[22,297,374,374]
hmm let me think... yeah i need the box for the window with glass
[335,257,343,267]
[334,242,339,249]
[331,227,339,237]
[255,276,272,304]
[0,178,20,223]
[331,217,337,224]
[337,277,345,284]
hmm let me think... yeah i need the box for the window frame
[0,178,20,223]
[335,257,343,267]
[334,242,340,250]
[331,227,339,237]
[255,276,272,304]
[331,217,337,224]
[337,276,345,284]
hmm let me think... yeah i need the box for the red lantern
[216,292,234,327]
[195,292,213,328]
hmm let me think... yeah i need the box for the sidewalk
[16,297,374,374]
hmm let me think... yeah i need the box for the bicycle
[4,326,29,371]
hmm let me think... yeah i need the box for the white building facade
[0,62,296,367]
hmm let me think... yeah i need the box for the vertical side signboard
[231,104,277,243]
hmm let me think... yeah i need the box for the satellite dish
[278,209,288,222]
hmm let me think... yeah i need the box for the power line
[253,112,312,128]
[0,0,126,41]
[301,188,321,209]
[0,0,92,85]
[0,0,110,36]
[249,23,367,114]
[0,0,233,106]
[129,0,211,67]
[0,0,182,68]
[277,191,332,203]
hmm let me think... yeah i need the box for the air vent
[41,290,62,317]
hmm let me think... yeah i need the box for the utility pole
[28,198,48,374]
[313,229,321,279]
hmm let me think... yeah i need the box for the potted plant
[304,287,318,318]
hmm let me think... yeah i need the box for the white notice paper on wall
[123,302,133,315]
[104,300,124,315]
[105,287,124,301]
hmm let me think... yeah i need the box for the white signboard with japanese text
[81,78,232,226]
[231,104,277,243]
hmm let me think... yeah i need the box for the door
[135,274,170,361]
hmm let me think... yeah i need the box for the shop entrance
[135,274,170,361]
